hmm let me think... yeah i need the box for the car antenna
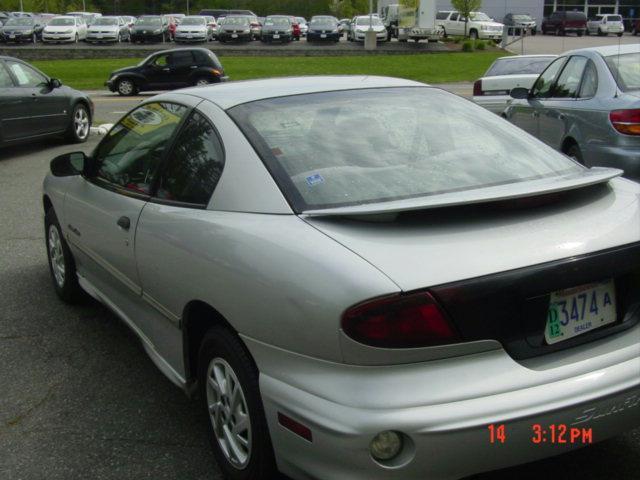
[614,31,621,99]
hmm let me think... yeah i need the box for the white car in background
[473,54,557,114]
[175,15,214,42]
[42,15,87,43]
[348,15,387,42]
[437,10,504,40]
[586,14,624,36]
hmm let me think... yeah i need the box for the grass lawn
[32,52,505,90]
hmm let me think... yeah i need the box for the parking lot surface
[506,31,639,55]
[1,130,639,479]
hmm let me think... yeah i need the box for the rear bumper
[130,33,164,42]
[261,33,292,42]
[42,34,75,42]
[219,32,251,41]
[247,324,640,480]
[307,32,340,41]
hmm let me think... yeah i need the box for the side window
[156,111,224,205]
[450,13,459,22]
[92,103,188,195]
[436,12,448,20]
[169,51,195,67]
[532,57,567,98]
[552,56,588,98]
[152,54,169,67]
[0,64,14,88]
[6,61,47,87]
[579,60,598,98]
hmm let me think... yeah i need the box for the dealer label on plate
[545,279,616,345]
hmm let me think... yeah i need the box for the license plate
[97,35,103,38]
[321,34,327,38]
[231,33,238,38]
[273,34,280,39]
[9,34,15,39]
[545,280,616,345]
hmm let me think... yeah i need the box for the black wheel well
[182,301,248,384]
[43,195,53,214]
[561,136,578,154]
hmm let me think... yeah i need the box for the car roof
[149,47,214,56]
[498,54,558,60]
[565,43,640,57]
[178,75,425,110]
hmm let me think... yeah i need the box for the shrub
[462,40,474,52]
[475,40,486,50]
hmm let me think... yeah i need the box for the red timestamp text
[487,424,594,444]
[532,424,593,444]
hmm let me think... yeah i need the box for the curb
[90,123,114,135]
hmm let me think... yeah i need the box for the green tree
[451,0,482,37]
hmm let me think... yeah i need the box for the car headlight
[23,30,33,35]
[243,28,250,33]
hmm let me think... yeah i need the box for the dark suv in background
[105,47,228,95]
[542,11,587,36]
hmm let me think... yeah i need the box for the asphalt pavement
[0,115,639,480]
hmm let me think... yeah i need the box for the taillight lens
[610,109,640,136]
[341,292,459,348]
[473,79,483,96]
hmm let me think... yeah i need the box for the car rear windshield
[607,15,622,21]
[229,87,582,211]
[605,53,640,92]
[486,56,556,76]
[181,17,206,25]
[137,17,161,25]
[513,15,532,21]
[567,12,587,21]
[223,16,250,25]
[311,16,337,24]
[49,18,74,25]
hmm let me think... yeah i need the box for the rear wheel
[45,208,83,303]
[194,77,211,87]
[469,29,478,40]
[66,103,90,143]
[198,327,277,480]
[617,32,623,37]
[566,143,584,165]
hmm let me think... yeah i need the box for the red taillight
[610,109,640,136]
[341,292,459,348]
[473,79,483,96]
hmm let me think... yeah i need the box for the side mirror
[49,78,62,89]
[50,151,87,177]
[510,87,530,99]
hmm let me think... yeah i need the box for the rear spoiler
[301,167,622,218]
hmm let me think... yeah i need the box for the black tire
[45,208,83,303]
[566,143,584,165]
[198,326,277,480]
[66,103,90,143]
[469,29,478,40]
[32,33,37,44]
[74,33,79,43]
[617,32,623,37]
[577,30,584,37]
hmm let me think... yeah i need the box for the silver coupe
[43,76,640,480]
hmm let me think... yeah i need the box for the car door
[537,56,588,149]
[447,12,460,35]
[508,56,568,138]
[143,53,174,89]
[63,101,190,318]
[168,50,197,87]
[4,60,68,137]
[0,60,18,143]
[135,104,226,371]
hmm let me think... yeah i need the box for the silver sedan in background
[43,77,640,480]
[505,44,640,179]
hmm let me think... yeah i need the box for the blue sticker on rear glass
[306,174,324,186]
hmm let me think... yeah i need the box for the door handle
[117,216,131,230]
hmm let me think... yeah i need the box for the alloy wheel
[48,225,65,288]
[196,78,210,86]
[118,79,134,95]
[74,107,89,140]
[205,358,252,469]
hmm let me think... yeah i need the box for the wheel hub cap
[48,225,65,287]
[206,358,251,469]
[74,108,89,139]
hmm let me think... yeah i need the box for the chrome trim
[142,291,181,327]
